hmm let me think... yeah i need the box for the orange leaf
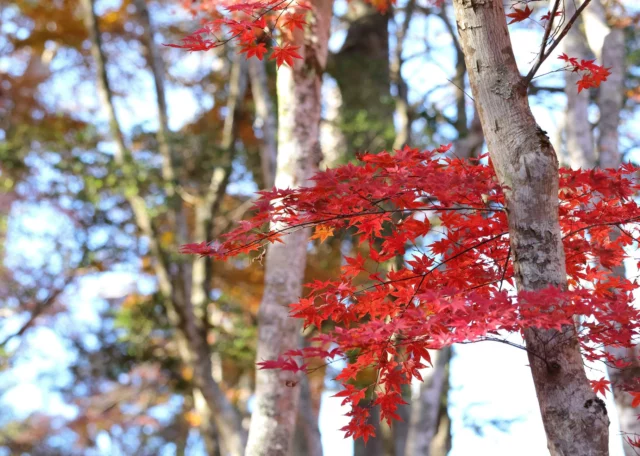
[311,225,334,243]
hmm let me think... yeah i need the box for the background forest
[1,0,640,455]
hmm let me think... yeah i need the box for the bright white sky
[1,0,639,454]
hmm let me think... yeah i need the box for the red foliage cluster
[183,146,640,440]
[559,53,612,92]
[166,0,393,65]
[166,0,309,63]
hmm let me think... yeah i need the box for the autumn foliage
[183,145,640,440]
[166,0,396,63]
[173,0,631,444]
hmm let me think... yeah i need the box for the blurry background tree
[0,0,639,455]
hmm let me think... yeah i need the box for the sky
[1,0,639,454]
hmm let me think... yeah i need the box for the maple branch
[524,0,593,85]
[530,0,560,79]
[0,286,67,350]
[562,216,640,240]
[214,204,504,258]
[351,231,509,296]
[464,336,550,365]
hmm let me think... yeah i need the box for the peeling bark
[452,0,610,454]
[244,2,333,455]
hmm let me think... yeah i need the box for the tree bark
[354,400,384,456]
[404,347,452,456]
[391,0,414,150]
[248,58,278,189]
[292,373,324,456]
[582,0,625,170]
[563,0,598,169]
[244,2,333,455]
[566,0,631,451]
[329,0,394,158]
[452,1,610,454]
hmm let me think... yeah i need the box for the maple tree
[183,145,640,441]
[173,0,640,451]
[1,0,638,452]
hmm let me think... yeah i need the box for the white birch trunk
[452,1,610,454]
[244,2,333,455]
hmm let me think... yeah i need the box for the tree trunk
[293,373,324,456]
[405,347,452,456]
[452,1,610,454]
[565,0,631,451]
[563,0,597,169]
[248,58,278,189]
[582,0,625,170]
[80,1,246,454]
[390,0,414,150]
[244,2,333,455]
[353,400,384,456]
[329,0,394,158]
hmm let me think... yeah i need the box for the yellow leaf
[181,366,194,382]
[310,225,334,244]
[160,231,175,246]
[184,410,202,427]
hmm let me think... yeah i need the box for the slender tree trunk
[563,0,597,169]
[452,1,610,454]
[244,2,333,455]
[329,0,394,158]
[248,58,278,189]
[405,347,452,456]
[583,0,625,170]
[391,0,414,150]
[354,400,384,456]
[293,373,324,456]
[564,0,631,451]
[80,1,246,454]
[592,15,633,452]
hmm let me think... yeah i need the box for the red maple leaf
[270,44,303,68]
[506,5,533,24]
[281,12,307,31]
[541,11,562,21]
[590,378,611,396]
[257,356,307,373]
[240,42,268,60]
[164,35,216,52]
[559,54,611,93]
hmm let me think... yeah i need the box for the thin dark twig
[524,0,593,85]
[498,244,512,293]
